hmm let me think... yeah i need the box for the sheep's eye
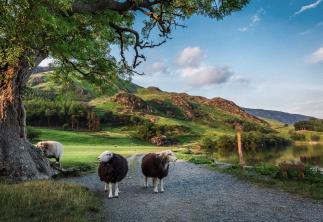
[168,154,171,156]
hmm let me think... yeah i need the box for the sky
[40,0,323,118]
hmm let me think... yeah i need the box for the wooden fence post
[235,123,245,169]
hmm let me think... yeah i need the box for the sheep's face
[98,151,113,163]
[36,142,49,156]
[159,150,177,162]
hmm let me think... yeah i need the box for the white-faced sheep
[36,141,64,166]
[141,150,177,193]
[98,151,128,198]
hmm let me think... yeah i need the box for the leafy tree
[0,0,249,180]
[310,134,320,142]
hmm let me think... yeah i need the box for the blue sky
[131,0,323,118]
[39,0,323,117]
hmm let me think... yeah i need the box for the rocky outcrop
[170,95,200,120]
[149,135,176,146]
[206,97,265,124]
[114,92,151,112]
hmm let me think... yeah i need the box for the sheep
[98,151,128,198]
[141,150,177,193]
[36,141,64,166]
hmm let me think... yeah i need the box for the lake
[215,144,323,167]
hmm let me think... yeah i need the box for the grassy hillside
[26,72,271,145]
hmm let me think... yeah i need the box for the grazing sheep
[36,141,64,165]
[141,150,177,193]
[98,151,128,198]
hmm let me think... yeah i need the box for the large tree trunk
[0,52,53,180]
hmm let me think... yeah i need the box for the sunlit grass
[34,127,167,171]
[0,180,101,222]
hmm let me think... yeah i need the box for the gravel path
[63,155,323,222]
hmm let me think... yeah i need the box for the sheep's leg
[153,178,158,193]
[144,176,148,188]
[160,179,164,193]
[108,183,113,198]
[56,158,61,167]
[104,183,108,192]
[114,183,119,197]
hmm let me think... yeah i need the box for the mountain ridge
[244,108,311,124]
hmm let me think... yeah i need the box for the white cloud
[151,62,167,73]
[299,22,323,35]
[239,8,265,32]
[180,66,234,87]
[308,47,323,64]
[176,47,205,67]
[295,0,322,15]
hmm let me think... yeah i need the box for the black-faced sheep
[98,151,128,198]
[36,141,64,165]
[141,150,177,193]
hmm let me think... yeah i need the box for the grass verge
[0,180,101,222]
[175,150,323,201]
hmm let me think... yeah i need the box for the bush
[225,118,275,133]
[200,137,217,154]
[135,123,190,144]
[290,132,306,141]
[27,127,42,141]
[310,134,320,141]
[294,118,323,132]
[25,99,89,129]
[216,132,292,154]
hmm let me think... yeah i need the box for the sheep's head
[98,151,114,163]
[36,142,49,156]
[158,150,177,163]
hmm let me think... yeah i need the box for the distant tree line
[294,118,323,132]
[225,118,275,134]
[200,132,292,155]
[25,99,100,131]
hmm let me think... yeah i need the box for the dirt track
[64,155,323,222]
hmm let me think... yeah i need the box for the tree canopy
[0,0,249,83]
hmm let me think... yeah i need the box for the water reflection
[215,144,323,167]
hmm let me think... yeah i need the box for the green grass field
[0,127,169,222]
[0,180,101,222]
[34,127,167,170]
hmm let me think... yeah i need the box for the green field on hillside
[34,127,167,170]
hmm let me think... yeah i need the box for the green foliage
[200,136,217,154]
[225,118,274,133]
[294,118,323,132]
[135,122,191,142]
[216,133,292,154]
[310,134,321,141]
[290,132,306,141]
[25,99,89,128]
[26,127,42,142]
[101,111,147,127]
[1,0,249,85]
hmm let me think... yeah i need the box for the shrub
[200,137,217,154]
[27,127,42,141]
[290,132,306,141]
[294,118,323,132]
[225,118,275,133]
[216,133,291,154]
[25,99,89,129]
[135,123,190,144]
[310,134,320,141]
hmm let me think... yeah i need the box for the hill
[25,72,273,146]
[244,108,311,124]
